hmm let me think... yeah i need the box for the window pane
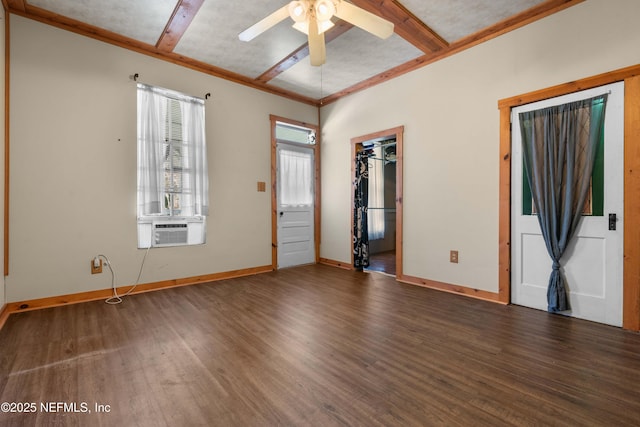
[279,149,313,206]
[368,147,385,240]
[521,98,605,217]
[162,99,189,216]
[276,122,316,144]
[590,100,605,216]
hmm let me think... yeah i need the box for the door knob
[279,211,284,217]
[609,213,617,231]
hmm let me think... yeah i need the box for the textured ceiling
[12,0,576,104]
[29,0,178,45]
[404,0,545,42]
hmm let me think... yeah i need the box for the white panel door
[511,82,624,326]
[277,143,315,268]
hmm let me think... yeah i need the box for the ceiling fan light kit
[315,0,337,22]
[239,0,394,66]
[288,1,309,23]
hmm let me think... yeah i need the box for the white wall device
[137,219,205,248]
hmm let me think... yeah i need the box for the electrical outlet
[450,250,459,264]
[91,257,103,274]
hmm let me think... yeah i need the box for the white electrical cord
[100,246,152,305]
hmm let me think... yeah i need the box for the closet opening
[364,139,397,275]
[351,126,404,278]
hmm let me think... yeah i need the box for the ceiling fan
[238,0,394,66]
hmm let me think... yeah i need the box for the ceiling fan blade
[334,1,394,39]
[308,18,326,66]
[238,4,290,42]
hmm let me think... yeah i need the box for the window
[275,122,316,145]
[163,98,186,215]
[522,96,605,217]
[137,84,209,247]
[278,148,313,206]
[275,120,316,206]
[368,145,385,240]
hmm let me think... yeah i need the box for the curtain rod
[130,72,211,100]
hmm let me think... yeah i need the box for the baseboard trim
[319,258,353,270]
[0,304,10,330]
[398,273,503,304]
[1,264,274,319]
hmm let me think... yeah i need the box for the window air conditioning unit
[137,220,205,248]
[154,222,188,247]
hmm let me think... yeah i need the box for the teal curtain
[519,95,607,312]
[353,150,370,269]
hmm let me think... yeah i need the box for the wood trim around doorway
[498,64,640,331]
[350,126,404,277]
[270,115,321,270]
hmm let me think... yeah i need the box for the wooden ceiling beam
[156,0,204,52]
[348,0,448,53]
[5,0,26,12]
[256,21,354,84]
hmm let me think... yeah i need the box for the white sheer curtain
[137,85,166,216]
[368,146,385,240]
[279,148,313,206]
[137,83,208,218]
[181,99,209,216]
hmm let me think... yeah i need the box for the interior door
[511,82,624,326]
[277,143,315,268]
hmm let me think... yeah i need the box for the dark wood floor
[367,250,396,276]
[1,264,639,426]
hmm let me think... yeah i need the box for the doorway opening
[351,126,404,277]
[364,139,397,275]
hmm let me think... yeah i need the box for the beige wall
[7,16,317,302]
[319,0,640,293]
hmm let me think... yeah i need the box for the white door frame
[270,115,320,270]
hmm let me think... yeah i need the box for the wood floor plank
[1,264,639,426]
